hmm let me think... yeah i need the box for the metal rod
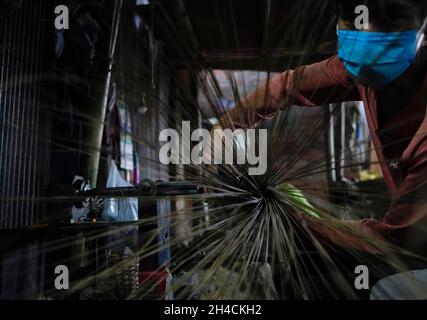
[78,179,202,198]
[81,0,123,187]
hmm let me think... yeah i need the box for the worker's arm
[307,133,427,254]
[304,218,387,254]
[219,55,360,129]
[361,136,427,252]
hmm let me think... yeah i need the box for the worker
[215,0,427,255]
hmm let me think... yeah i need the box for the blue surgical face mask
[337,30,417,87]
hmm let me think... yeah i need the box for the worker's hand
[306,218,387,254]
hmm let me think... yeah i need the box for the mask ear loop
[416,16,427,51]
[335,0,341,32]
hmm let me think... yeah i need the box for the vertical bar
[81,0,123,188]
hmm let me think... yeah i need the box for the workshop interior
[0,0,427,300]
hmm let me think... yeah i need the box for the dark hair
[337,0,427,11]
[336,0,427,30]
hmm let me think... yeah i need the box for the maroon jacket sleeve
[309,126,427,254]
[222,55,360,128]
[362,130,427,252]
